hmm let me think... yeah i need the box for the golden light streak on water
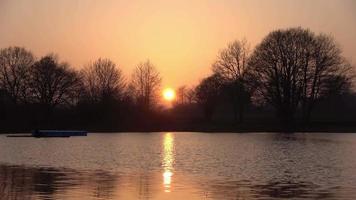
[162,132,174,193]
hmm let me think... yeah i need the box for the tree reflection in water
[1,132,355,200]
[0,162,343,200]
[0,164,119,200]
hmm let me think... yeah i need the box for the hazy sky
[0,0,355,88]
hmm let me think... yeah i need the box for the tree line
[174,27,354,130]
[0,49,162,131]
[0,27,354,132]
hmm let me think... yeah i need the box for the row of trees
[177,27,353,129]
[0,47,162,130]
[0,49,162,108]
[0,27,353,131]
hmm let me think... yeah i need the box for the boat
[32,130,87,137]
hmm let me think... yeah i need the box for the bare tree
[212,39,250,122]
[195,73,224,121]
[130,60,161,110]
[176,85,187,105]
[29,55,81,109]
[247,27,352,127]
[185,87,196,104]
[81,58,125,103]
[0,47,35,104]
[301,34,353,123]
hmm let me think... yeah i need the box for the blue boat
[32,130,87,137]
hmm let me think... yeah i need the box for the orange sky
[0,0,355,88]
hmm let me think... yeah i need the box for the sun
[163,88,176,101]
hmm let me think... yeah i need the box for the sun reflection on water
[162,132,174,192]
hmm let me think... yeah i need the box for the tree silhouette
[195,73,224,121]
[0,47,34,104]
[129,60,161,111]
[247,27,352,127]
[29,55,81,109]
[185,87,196,104]
[81,58,125,103]
[213,39,250,122]
[176,86,187,105]
[0,26,354,133]
[300,34,352,123]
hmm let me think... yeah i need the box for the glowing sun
[163,88,176,101]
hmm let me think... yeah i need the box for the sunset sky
[0,0,355,88]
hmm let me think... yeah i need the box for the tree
[0,46,34,104]
[195,73,224,121]
[300,34,353,123]
[29,55,81,109]
[185,87,196,104]
[212,39,250,122]
[247,27,352,128]
[129,60,161,111]
[81,58,125,103]
[176,86,187,105]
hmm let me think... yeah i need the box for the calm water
[1,132,356,199]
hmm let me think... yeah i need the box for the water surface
[1,132,356,199]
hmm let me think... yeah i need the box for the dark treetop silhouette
[213,39,250,123]
[247,28,352,129]
[129,60,162,112]
[0,27,354,133]
[0,46,35,104]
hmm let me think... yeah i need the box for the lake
[1,132,356,199]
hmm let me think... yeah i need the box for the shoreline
[2,126,356,134]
